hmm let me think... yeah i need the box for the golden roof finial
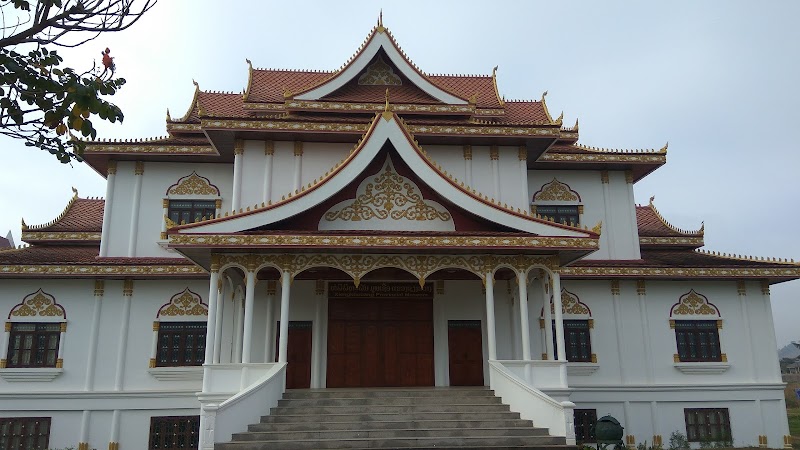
[592,221,603,235]
[469,93,478,105]
[573,118,579,132]
[660,142,669,153]
[192,79,199,89]
[245,58,252,70]
[21,218,28,230]
[379,9,383,26]
[71,186,78,198]
[382,88,393,121]
[556,111,563,126]
[649,195,655,205]
[166,108,172,122]
[541,91,548,101]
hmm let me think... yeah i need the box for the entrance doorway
[448,320,484,386]
[275,321,312,389]
[326,283,434,388]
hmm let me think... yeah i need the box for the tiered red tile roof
[636,204,702,238]
[24,198,105,233]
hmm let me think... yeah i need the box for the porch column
[551,271,568,387]
[99,161,116,257]
[484,273,497,360]
[262,141,274,204]
[232,140,244,212]
[233,288,244,363]
[213,276,226,364]
[541,273,555,360]
[311,280,325,388]
[517,272,532,361]
[127,161,144,257]
[277,271,292,363]
[202,267,220,392]
[241,268,257,364]
[263,281,277,363]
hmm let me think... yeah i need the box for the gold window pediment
[157,288,208,318]
[670,289,720,317]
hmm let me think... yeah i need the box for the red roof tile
[26,198,104,233]
[247,69,331,103]
[499,101,551,125]
[636,204,702,237]
[429,75,501,109]
[0,245,195,266]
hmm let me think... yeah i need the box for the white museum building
[0,19,798,450]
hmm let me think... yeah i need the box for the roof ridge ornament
[649,196,704,236]
[540,91,555,124]
[491,66,504,106]
[243,58,254,101]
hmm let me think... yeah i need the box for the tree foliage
[0,0,155,163]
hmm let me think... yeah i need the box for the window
[156,322,206,367]
[536,205,580,226]
[149,416,199,450]
[675,320,721,362]
[167,200,216,225]
[684,408,731,442]
[0,417,50,450]
[553,320,592,362]
[574,409,597,444]
[6,324,60,368]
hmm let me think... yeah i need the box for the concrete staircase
[215,387,576,449]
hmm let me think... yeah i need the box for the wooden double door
[327,297,434,387]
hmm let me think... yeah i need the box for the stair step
[248,418,535,432]
[282,387,492,399]
[233,426,550,441]
[217,435,567,449]
[277,395,502,407]
[261,411,522,423]
[271,403,510,415]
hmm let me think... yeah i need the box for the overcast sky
[1,1,798,346]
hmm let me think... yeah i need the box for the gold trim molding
[84,144,216,155]
[0,264,207,278]
[170,233,599,251]
[539,153,666,165]
[560,266,800,279]
[638,236,704,246]
[21,232,101,242]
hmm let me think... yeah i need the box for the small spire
[379,9,383,26]
[556,111,563,125]
[649,195,655,205]
[166,108,171,122]
[71,187,78,198]
[492,66,498,78]
[245,58,252,69]
[573,118,579,132]
[192,79,199,89]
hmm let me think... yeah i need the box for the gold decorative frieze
[600,171,609,184]
[518,146,527,161]
[21,231,102,242]
[109,442,119,450]
[610,279,620,295]
[550,289,590,315]
[323,157,452,223]
[670,290,719,317]
[171,233,599,251]
[463,145,472,160]
[539,153,666,165]
[625,171,633,184]
[636,280,646,295]
[214,253,560,287]
[533,178,581,202]
[737,280,746,295]
[234,139,244,155]
[761,280,770,295]
[282,100,474,115]
[759,435,768,448]
[638,236,704,246]
[0,359,5,368]
[201,119,561,138]
[152,321,160,331]
[60,322,67,332]
[94,280,105,296]
[86,143,216,155]
[149,358,156,368]
[134,161,144,175]
[157,288,208,317]
[265,280,277,296]
[489,146,499,160]
[9,289,65,318]
[78,442,89,450]
[55,358,63,368]
[265,140,275,155]
[293,141,303,156]
[0,264,206,278]
[107,160,117,175]
[5,322,11,332]
[358,56,402,85]
[167,172,220,196]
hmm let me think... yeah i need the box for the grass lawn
[789,408,800,437]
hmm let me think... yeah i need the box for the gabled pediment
[172,112,596,240]
[293,27,468,105]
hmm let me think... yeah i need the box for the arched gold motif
[358,56,402,86]
[166,171,220,196]
[157,288,208,317]
[548,289,591,316]
[532,178,581,202]
[9,289,65,319]
[670,289,719,317]
[323,157,452,223]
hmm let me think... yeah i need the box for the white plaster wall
[104,161,233,257]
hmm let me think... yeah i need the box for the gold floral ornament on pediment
[166,171,220,196]
[358,56,402,86]
[320,156,455,231]
[157,288,208,317]
[670,289,720,317]
[9,289,65,319]
[533,178,581,202]
[548,289,591,316]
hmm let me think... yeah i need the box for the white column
[637,280,654,382]
[263,141,274,204]
[150,321,160,368]
[109,409,120,450]
[233,288,244,363]
[541,275,555,360]
[507,291,518,360]
[761,281,782,380]
[518,146,529,211]
[278,271,292,363]
[551,273,566,362]
[484,272,497,361]
[610,280,627,384]
[737,280,757,380]
[232,140,244,212]
[463,145,473,186]
[600,171,616,258]
[213,276,226,364]
[99,161,116,257]
[293,141,303,194]
[517,272,532,361]
[651,401,660,446]
[241,269,257,364]
[79,410,90,450]
[490,146,500,201]
[263,281,277,363]
[0,323,9,367]
[202,268,220,392]
[114,279,133,391]
[56,322,66,369]
[311,280,325,388]
[84,280,104,390]
[160,199,168,240]
[127,162,143,257]
[624,171,640,255]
